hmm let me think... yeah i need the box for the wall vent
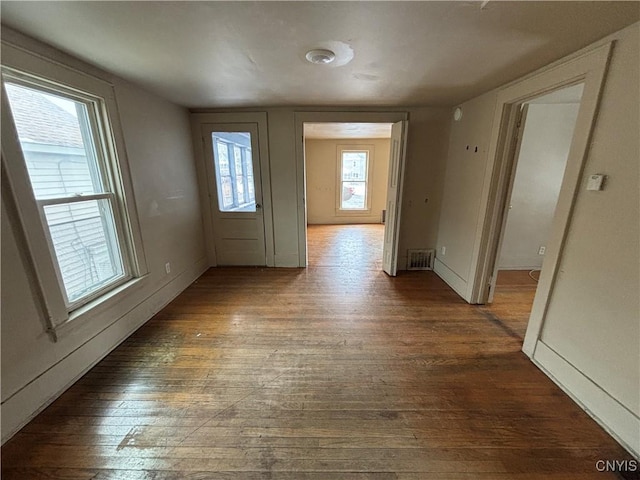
[407,249,435,270]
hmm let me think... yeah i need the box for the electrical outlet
[165,262,171,274]
[441,246,446,256]
[538,246,546,255]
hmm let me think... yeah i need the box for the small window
[340,150,369,210]
[211,132,256,212]
[4,80,131,310]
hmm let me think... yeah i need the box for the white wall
[1,33,207,442]
[538,22,639,435]
[399,109,452,259]
[207,108,451,269]
[434,23,639,454]
[434,92,497,294]
[306,138,390,225]
[498,103,580,270]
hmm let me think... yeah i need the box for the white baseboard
[533,340,640,457]
[1,257,208,444]
[433,258,470,302]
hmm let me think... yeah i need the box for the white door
[486,105,529,302]
[382,120,409,276]
[202,123,266,266]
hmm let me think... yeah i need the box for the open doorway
[303,122,392,270]
[482,83,584,339]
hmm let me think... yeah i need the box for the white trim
[37,193,113,206]
[1,93,69,327]
[523,46,611,355]
[1,257,208,444]
[433,258,469,301]
[98,78,148,280]
[461,42,612,360]
[53,275,145,339]
[1,41,149,334]
[533,341,640,457]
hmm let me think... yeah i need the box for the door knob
[256,203,262,209]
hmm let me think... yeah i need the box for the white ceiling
[1,2,637,109]
[304,123,392,139]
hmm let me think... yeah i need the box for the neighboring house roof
[5,83,84,149]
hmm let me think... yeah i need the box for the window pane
[211,132,256,212]
[341,151,368,210]
[4,83,104,199]
[43,199,125,304]
[245,149,256,203]
[233,145,245,204]
[342,181,366,209]
[216,141,230,175]
[221,176,233,209]
[341,151,368,181]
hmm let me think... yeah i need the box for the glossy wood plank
[2,225,632,478]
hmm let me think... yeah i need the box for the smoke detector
[305,49,336,65]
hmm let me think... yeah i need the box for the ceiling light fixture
[305,49,336,65]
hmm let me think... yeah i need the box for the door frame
[466,43,612,356]
[294,111,408,267]
[191,112,275,267]
[484,103,530,304]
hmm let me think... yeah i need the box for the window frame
[336,144,374,214]
[1,42,148,336]
[4,76,133,310]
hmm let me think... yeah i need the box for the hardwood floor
[2,225,632,479]
[307,224,384,269]
[479,270,539,340]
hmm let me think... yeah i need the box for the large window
[339,149,370,210]
[212,132,256,212]
[2,61,142,320]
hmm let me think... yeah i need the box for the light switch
[586,174,605,191]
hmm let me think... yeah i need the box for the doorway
[302,122,404,273]
[191,111,275,267]
[294,112,408,274]
[483,83,584,338]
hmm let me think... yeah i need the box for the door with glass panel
[202,123,266,265]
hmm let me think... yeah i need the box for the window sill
[48,275,148,341]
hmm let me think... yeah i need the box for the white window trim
[1,41,148,340]
[335,144,374,216]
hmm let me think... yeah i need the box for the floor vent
[407,249,435,270]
